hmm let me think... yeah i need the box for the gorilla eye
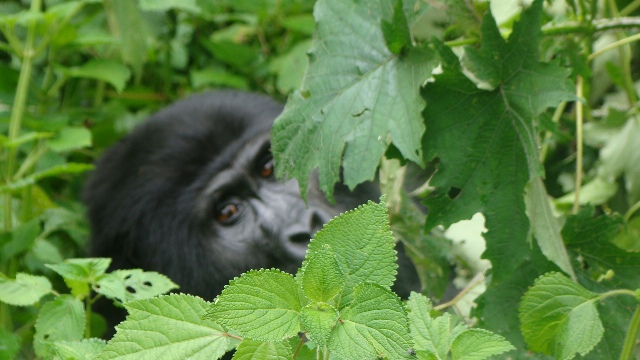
[216,203,240,224]
[259,155,275,178]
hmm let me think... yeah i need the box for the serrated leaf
[0,273,52,306]
[204,269,301,341]
[301,248,345,302]
[519,272,602,357]
[407,292,465,359]
[233,339,291,360]
[422,0,574,283]
[51,338,107,360]
[46,257,111,282]
[95,269,178,303]
[47,126,92,152]
[100,294,228,360]
[554,300,604,360]
[34,295,85,359]
[327,283,411,359]
[450,329,514,360]
[300,302,339,346]
[304,200,397,306]
[272,0,437,199]
[59,60,131,92]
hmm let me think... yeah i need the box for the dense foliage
[1,0,639,359]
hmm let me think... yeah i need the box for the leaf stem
[624,201,640,222]
[573,76,584,214]
[620,305,640,360]
[587,32,640,61]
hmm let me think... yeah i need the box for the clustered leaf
[408,292,514,360]
[0,273,52,306]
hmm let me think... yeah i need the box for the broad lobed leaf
[271,0,437,199]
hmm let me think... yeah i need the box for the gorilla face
[84,90,384,301]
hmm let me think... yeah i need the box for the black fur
[84,90,419,328]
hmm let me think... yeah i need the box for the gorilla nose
[289,231,312,245]
[283,210,327,259]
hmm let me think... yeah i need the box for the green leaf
[271,0,437,199]
[0,327,21,360]
[301,248,345,302]
[269,40,311,94]
[0,272,52,306]
[519,272,602,358]
[327,283,411,359]
[34,295,85,359]
[526,177,575,279]
[47,126,92,152]
[50,338,107,360]
[300,302,339,346]
[422,0,574,283]
[233,339,291,360]
[407,292,465,359]
[381,0,411,55]
[0,163,94,193]
[101,294,228,360]
[138,0,201,13]
[304,200,397,306]
[204,269,301,341]
[450,329,515,360]
[59,60,131,92]
[46,257,111,282]
[95,269,179,303]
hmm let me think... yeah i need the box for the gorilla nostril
[310,212,326,234]
[289,232,312,245]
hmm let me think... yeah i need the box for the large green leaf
[421,0,574,282]
[271,0,437,199]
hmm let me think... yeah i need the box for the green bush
[1,0,639,359]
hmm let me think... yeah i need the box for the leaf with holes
[271,0,438,200]
[95,269,178,303]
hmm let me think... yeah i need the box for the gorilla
[84,90,419,327]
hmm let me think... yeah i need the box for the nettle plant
[1,200,516,359]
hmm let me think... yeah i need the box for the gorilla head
[84,90,404,303]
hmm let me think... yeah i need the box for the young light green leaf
[101,294,228,360]
[301,248,345,302]
[519,272,602,358]
[271,0,437,199]
[407,292,465,359]
[327,283,412,359]
[95,269,179,303]
[46,257,111,283]
[204,269,301,341]
[305,200,397,306]
[34,295,85,359]
[0,273,52,306]
[300,302,339,346]
[450,329,515,360]
[233,339,291,360]
[555,300,604,360]
[46,126,92,152]
[50,338,107,360]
